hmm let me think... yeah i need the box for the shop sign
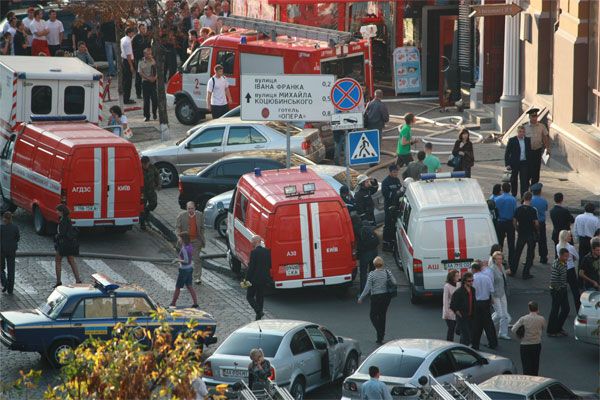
[393,47,421,94]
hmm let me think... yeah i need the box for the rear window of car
[483,392,526,400]
[216,332,283,358]
[357,353,424,378]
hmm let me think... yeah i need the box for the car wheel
[175,98,201,125]
[33,205,48,236]
[343,352,359,378]
[214,213,228,238]
[392,243,403,270]
[409,283,421,305]
[290,377,306,400]
[47,339,77,368]
[156,163,178,188]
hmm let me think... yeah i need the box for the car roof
[56,283,148,298]
[407,178,488,213]
[479,375,558,395]
[376,338,454,357]
[237,319,310,335]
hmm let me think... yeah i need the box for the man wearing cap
[530,183,549,264]
[355,175,378,224]
[381,165,401,252]
[525,108,550,186]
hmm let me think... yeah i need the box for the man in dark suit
[246,235,271,320]
[550,192,574,258]
[505,125,532,197]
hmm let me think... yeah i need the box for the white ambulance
[394,172,498,304]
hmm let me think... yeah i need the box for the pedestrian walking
[573,203,600,264]
[355,174,378,224]
[54,204,82,287]
[529,183,549,265]
[246,235,271,321]
[248,348,272,390]
[360,366,393,400]
[138,47,158,122]
[579,237,600,290]
[1,212,19,295]
[442,269,460,342]
[396,113,418,168]
[505,125,532,197]
[132,23,152,100]
[176,201,205,285]
[401,151,427,181]
[423,142,441,173]
[512,301,545,376]
[511,191,539,279]
[547,248,570,337]
[120,27,136,104]
[30,10,50,56]
[206,64,233,118]
[451,129,475,177]
[489,251,511,340]
[45,10,64,56]
[524,108,550,186]
[495,182,517,268]
[550,192,574,258]
[358,257,396,344]
[364,89,389,149]
[101,21,118,77]
[140,156,160,230]
[450,272,476,346]
[169,232,199,308]
[556,230,581,311]
[381,165,401,252]
[354,215,379,293]
[471,262,498,350]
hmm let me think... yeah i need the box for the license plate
[74,205,99,212]
[222,368,248,378]
[286,264,300,276]
[443,261,472,270]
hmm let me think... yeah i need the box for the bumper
[167,94,176,107]
[274,273,353,289]
[574,321,597,345]
[71,217,139,227]
[0,333,27,351]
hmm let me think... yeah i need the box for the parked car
[0,274,217,367]
[341,339,516,400]
[203,319,361,400]
[575,290,600,346]
[178,151,315,210]
[142,118,326,187]
[480,375,598,400]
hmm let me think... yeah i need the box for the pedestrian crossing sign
[348,129,380,166]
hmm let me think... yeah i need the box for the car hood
[207,190,234,206]
[1,309,53,327]
[141,141,181,156]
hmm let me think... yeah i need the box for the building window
[588,0,600,126]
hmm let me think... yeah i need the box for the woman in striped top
[170,232,199,308]
[547,248,570,337]
[358,256,397,344]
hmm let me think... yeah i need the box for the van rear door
[68,147,97,221]
[112,145,143,220]
[58,81,93,119]
[312,201,354,279]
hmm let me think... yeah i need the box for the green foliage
[0,369,42,400]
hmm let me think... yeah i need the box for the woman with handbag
[442,269,460,342]
[54,204,82,288]
[358,256,397,344]
[450,129,475,177]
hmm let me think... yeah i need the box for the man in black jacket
[505,125,532,197]
[132,23,152,100]
[381,165,401,252]
[355,175,378,224]
[1,212,20,294]
[246,235,271,320]
[450,272,476,346]
[550,192,574,258]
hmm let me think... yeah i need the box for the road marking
[202,269,231,291]
[38,260,76,284]
[13,270,38,295]
[131,261,176,290]
[83,259,126,283]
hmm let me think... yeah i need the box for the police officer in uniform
[140,156,161,230]
[525,108,550,185]
[381,165,401,252]
[339,185,356,215]
[355,174,378,224]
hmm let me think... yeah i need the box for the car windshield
[358,352,424,378]
[38,290,69,319]
[483,392,526,400]
[265,121,303,136]
[216,332,283,358]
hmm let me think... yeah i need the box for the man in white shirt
[200,5,219,31]
[30,9,50,56]
[45,10,64,56]
[574,203,600,262]
[21,7,35,49]
[206,64,232,118]
[120,27,136,104]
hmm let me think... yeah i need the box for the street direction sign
[469,3,522,17]
[348,129,380,166]
[331,78,363,112]
[240,74,335,121]
[331,112,364,131]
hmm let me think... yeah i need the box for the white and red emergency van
[0,56,143,234]
[227,166,357,289]
[167,16,373,125]
[395,172,498,304]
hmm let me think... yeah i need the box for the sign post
[469,3,522,17]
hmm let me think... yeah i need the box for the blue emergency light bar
[420,171,466,181]
[92,273,119,292]
[30,115,87,122]
[254,168,261,176]
[300,164,307,172]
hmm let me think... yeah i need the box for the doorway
[483,15,504,103]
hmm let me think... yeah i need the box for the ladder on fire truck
[218,15,354,46]
[419,375,492,400]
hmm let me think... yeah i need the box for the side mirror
[337,336,344,343]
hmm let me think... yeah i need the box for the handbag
[447,154,462,168]
[515,325,525,339]
[385,269,397,298]
[123,127,134,139]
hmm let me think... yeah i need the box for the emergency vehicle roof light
[284,185,297,196]
[420,171,467,181]
[300,164,307,173]
[30,115,87,122]
[303,183,315,194]
[92,273,119,292]
[240,36,247,44]
[254,168,261,176]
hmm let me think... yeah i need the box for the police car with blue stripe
[0,274,217,367]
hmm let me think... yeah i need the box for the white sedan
[575,290,600,346]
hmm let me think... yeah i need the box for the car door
[289,329,322,389]
[448,347,492,383]
[115,295,154,343]
[182,47,212,109]
[177,126,226,169]
[69,296,116,341]
[212,160,254,194]
[428,350,457,384]
[224,126,269,156]
[305,325,331,385]
[320,327,343,381]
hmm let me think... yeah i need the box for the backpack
[360,224,379,250]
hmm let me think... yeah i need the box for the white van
[394,173,498,304]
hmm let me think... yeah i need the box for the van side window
[186,48,211,74]
[402,201,411,230]
[31,86,52,114]
[64,86,85,115]
[216,50,235,75]
[234,192,249,223]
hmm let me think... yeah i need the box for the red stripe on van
[445,219,455,260]
[457,218,467,259]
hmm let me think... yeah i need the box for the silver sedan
[141,117,325,187]
[341,339,516,399]
[203,319,361,400]
[575,290,600,346]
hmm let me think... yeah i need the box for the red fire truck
[167,16,373,125]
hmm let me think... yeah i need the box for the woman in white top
[442,269,460,342]
[108,105,129,137]
[556,230,581,311]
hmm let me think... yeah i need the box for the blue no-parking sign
[331,78,363,112]
[348,129,380,166]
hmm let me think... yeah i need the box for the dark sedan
[177,151,315,210]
